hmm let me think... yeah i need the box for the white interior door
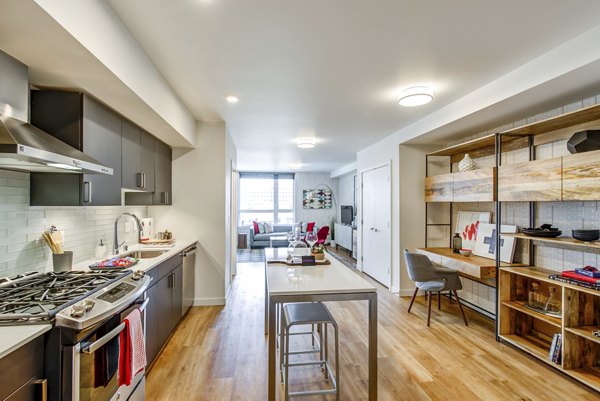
[361,165,391,287]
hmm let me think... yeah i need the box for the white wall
[333,172,356,222]
[294,172,338,230]
[149,122,233,305]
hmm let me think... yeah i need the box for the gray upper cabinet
[30,91,122,206]
[122,119,155,192]
[154,140,172,205]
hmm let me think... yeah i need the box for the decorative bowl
[459,249,472,257]
[572,229,600,242]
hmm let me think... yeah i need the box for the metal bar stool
[282,302,339,400]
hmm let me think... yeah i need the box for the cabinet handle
[161,191,169,204]
[35,378,48,401]
[143,173,146,188]
[84,181,92,203]
[166,191,169,204]
[137,173,143,188]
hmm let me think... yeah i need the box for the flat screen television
[341,205,353,225]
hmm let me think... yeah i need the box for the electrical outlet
[125,222,133,232]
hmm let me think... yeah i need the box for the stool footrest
[289,389,337,397]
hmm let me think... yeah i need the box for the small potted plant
[311,243,325,260]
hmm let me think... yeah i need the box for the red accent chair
[316,226,329,245]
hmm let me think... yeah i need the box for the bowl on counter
[572,229,600,242]
[459,249,472,257]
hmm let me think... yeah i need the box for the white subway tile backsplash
[0,169,147,277]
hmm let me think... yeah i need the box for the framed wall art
[302,189,332,209]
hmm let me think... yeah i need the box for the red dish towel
[118,308,146,386]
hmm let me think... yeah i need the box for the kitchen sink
[122,250,168,259]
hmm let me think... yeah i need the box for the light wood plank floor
[147,258,599,400]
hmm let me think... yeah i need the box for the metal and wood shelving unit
[424,102,600,391]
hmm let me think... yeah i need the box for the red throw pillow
[307,222,316,232]
[252,221,260,234]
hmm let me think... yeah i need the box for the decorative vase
[458,153,476,172]
[312,253,325,261]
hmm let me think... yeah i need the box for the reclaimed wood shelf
[564,367,600,392]
[500,265,600,391]
[565,326,600,345]
[503,233,600,251]
[501,301,562,328]
[417,248,525,286]
[499,334,556,365]
[562,149,600,201]
[502,103,600,137]
[424,168,496,203]
[498,157,562,202]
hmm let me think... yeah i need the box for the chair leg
[438,291,441,310]
[427,291,432,327]
[452,290,468,326]
[407,287,419,313]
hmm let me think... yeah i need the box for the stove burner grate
[0,270,130,324]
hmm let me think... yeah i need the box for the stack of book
[549,334,562,364]
[548,266,600,290]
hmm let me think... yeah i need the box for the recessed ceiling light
[287,163,302,170]
[398,86,433,107]
[297,138,315,149]
[225,95,239,103]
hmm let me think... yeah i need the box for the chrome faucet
[114,213,143,254]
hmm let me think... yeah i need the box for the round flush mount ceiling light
[398,86,433,107]
[297,138,315,149]
[225,95,239,103]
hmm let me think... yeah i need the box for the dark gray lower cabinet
[0,335,46,401]
[145,256,184,367]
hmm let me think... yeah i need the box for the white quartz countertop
[0,324,52,359]
[265,248,376,296]
[60,239,198,274]
[0,239,197,360]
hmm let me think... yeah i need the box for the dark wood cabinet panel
[153,140,172,205]
[30,91,122,206]
[140,131,156,192]
[122,121,156,193]
[145,255,184,368]
[81,96,122,206]
[121,118,142,190]
[0,335,45,401]
[145,283,161,366]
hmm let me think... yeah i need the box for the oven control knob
[131,270,145,281]
[70,305,86,318]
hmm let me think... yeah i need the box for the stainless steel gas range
[0,270,152,401]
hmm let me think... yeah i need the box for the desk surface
[265,248,376,296]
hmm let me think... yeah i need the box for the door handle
[370,227,378,232]
[83,181,92,203]
[35,379,47,401]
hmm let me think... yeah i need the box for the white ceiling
[106,0,600,172]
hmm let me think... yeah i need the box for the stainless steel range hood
[0,114,113,175]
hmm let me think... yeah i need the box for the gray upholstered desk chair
[403,249,468,327]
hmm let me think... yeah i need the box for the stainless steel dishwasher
[181,244,197,316]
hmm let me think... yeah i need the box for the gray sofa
[248,224,294,248]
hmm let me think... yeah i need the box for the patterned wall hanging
[302,189,332,209]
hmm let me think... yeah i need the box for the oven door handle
[81,323,126,355]
[137,297,149,312]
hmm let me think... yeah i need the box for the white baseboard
[193,297,226,306]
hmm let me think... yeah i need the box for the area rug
[237,249,266,263]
